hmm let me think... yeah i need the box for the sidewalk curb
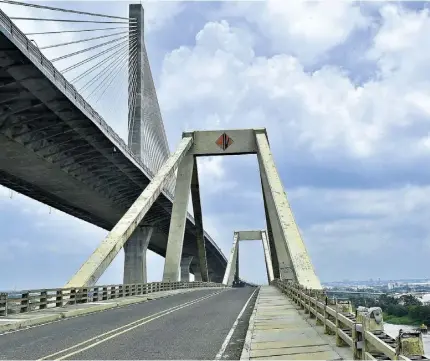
[240,288,260,360]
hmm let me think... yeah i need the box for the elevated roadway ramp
[241,286,352,360]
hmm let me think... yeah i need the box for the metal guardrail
[273,280,428,361]
[0,8,226,262]
[0,281,224,316]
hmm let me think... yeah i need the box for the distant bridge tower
[123,4,172,285]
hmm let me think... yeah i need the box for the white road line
[214,287,259,360]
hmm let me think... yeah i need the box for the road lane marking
[215,287,259,360]
[38,290,224,360]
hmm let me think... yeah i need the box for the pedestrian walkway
[241,286,351,360]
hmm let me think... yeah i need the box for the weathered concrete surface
[241,286,351,360]
[0,287,216,335]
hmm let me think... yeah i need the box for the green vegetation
[347,294,430,326]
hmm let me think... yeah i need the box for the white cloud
[289,185,430,280]
[159,4,430,161]
[220,0,368,64]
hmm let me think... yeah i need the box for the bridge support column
[123,227,153,284]
[192,265,202,281]
[180,256,193,281]
[222,232,239,286]
[190,157,209,282]
[256,130,321,289]
[162,154,194,282]
[258,157,295,282]
[261,230,275,283]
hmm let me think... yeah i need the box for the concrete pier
[123,227,153,284]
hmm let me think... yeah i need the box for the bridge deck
[241,286,352,360]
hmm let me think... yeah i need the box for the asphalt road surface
[0,287,257,360]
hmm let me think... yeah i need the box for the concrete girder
[0,101,44,130]
[0,90,29,104]
[13,120,70,139]
[44,143,93,162]
[62,153,103,172]
[0,168,111,229]
[65,136,193,287]
[2,113,53,131]
[0,78,19,88]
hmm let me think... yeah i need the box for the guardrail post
[304,288,309,313]
[40,290,47,310]
[335,299,344,347]
[110,286,116,299]
[69,289,76,305]
[83,288,89,303]
[352,321,360,360]
[323,296,329,334]
[91,287,97,302]
[0,293,8,316]
[309,290,315,319]
[55,290,63,307]
[102,287,108,300]
[315,291,323,326]
[20,292,29,313]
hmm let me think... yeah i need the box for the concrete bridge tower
[124,4,172,284]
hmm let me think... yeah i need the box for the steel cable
[0,0,135,21]
[77,43,133,94]
[40,30,135,50]
[51,35,129,62]
[10,17,135,24]
[25,27,136,36]
[90,39,138,103]
[70,41,131,84]
[61,39,130,74]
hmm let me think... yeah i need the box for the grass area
[383,313,422,326]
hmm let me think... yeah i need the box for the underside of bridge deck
[0,11,226,282]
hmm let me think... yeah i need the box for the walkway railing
[0,281,224,317]
[273,279,428,361]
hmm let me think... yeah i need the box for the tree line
[346,293,430,326]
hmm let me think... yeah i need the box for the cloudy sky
[1,0,430,290]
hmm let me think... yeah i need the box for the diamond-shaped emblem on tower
[215,133,234,151]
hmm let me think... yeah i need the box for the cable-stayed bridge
[0,2,428,360]
[0,1,225,283]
